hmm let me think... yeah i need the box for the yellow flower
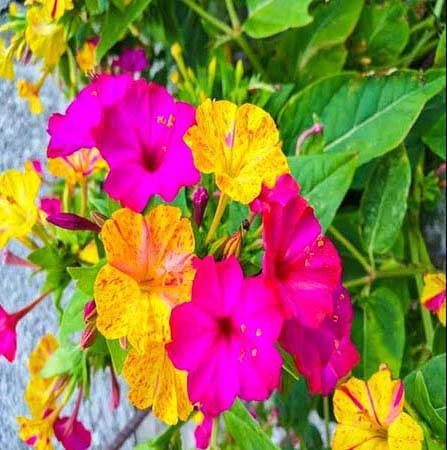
[76,40,97,73]
[0,38,15,80]
[79,240,99,265]
[25,6,66,66]
[94,206,195,424]
[18,334,60,450]
[16,80,44,114]
[24,0,73,19]
[421,273,446,326]
[48,148,107,185]
[332,366,424,450]
[184,99,289,204]
[0,165,41,249]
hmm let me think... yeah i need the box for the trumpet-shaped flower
[47,75,199,211]
[421,273,446,326]
[40,197,62,216]
[260,177,342,325]
[25,7,66,66]
[26,0,74,20]
[48,148,107,185]
[184,99,289,204]
[0,165,41,249]
[17,80,44,115]
[94,206,195,423]
[280,287,359,395]
[332,366,423,450]
[167,256,283,417]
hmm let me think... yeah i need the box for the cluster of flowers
[1,71,445,450]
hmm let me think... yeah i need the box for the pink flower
[260,179,342,326]
[250,174,300,214]
[194,414,213,450]
[54,416,91,450]
[112,47,149,73]
[40,197,62,216]
[0,291,50,362]
[167,256,283,417]
[280,287,359,395]
[47,75,200,211]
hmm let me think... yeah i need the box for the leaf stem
[328,226,371,273]
[206,193,229,244]
[80,177,88,217]
[225,0,240,30]
[323,396,331,447]
[181,0,232,34]
[434,0,445,18]
[210,417,219,450]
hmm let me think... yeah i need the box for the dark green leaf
[404,354,446,439]
[96,0,153,61]
[359,146,411,255]
[243,0,313,39]
[279,70,446,162]
[289,152,359,230]
[422,113,446,159]
[224,399,280,450]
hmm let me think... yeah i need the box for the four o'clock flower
[167,256,283,417]
[0,291,51,362]
[421,273,446,326]
[332,366,423,450]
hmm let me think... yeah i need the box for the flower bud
[80,323,97,349]
[47,213,101,233]
[90,211,107,228]
[83,300,97,322]
[192,187,209,227]
[223,231,243,259]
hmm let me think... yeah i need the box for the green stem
[233,34,270,81]
[80,177,88,217]
[328,226,371,273]
[206,193,229,244]
[225,0,240,30]
[323,396,331,447]
[282,364,299,381]
[181,0,232,34]
[210,417,219,450]
[410,16,434,35]
[434,0,445,18]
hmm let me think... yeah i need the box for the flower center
[217,317,234,338]
[142,146,166,172]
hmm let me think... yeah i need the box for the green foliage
[223,399,280,450]
[67,260,106,296]
[134,424,182,450]
[59,290,91,341]
[106,339,128,374]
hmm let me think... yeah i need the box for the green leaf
[359,146,411,255]
[357,288,405,378]
[434,29,446,68]
[279,70,446,162]
[224,399,280,450]
[350,1,410,66]
[422,113,446,159]
[106,339,127,374]
[41,343,83,378]
[243,0,313,39]
[68,260,106,297]
[96,0,153,61]
[405,354,446,439]
[134,424,182,450]
[289,152,359,230]
[60,290,91,342]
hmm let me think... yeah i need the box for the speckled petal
[388,413,423,450]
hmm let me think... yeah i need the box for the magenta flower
[0,291,51,362]
[40,197,62,216]
[260,180,342,326]
[54,417,91,450]
[167,256,283,417]
[112,47,149,73]
[280,287,359,395]
[47,75,200,211]
[195,414,213,449]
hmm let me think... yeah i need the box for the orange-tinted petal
[28,334,59,376]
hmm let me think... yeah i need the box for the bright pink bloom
[40,197,62,216]
[54,416,91,450]
[280,287,359,395]
[195,414,213,449]
[47,75,199,211]
[0,306,18,362]
[250,174,299,214]
[167,256,283,417]
[260,179,342,326]
[112,47,149,73]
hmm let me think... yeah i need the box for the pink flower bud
[192,186,209,227]
[47,213,101,233]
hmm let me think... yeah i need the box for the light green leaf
[68,260,105,297]
[360,287,405,378]
[41,344,83,378]
[405,354,446,439]
[224,399,280,450]
[422,113,446,159]
[134,424,182,450]
[359,146,411,255]
[279,70,446,162]
[350,1,410,66]
[434,29,446,68]
[243,0,313,39]
[96,0,153,61]
[107,339,128,374]
[60,290,91,341]
[289,153,359,230]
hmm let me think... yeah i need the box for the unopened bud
[192,187,209,227]
[47,213,101,233]
[91,211,107,228]
[109,366,120,410]
[80,323,97,349]
[83,300,97,322]
[2,250,38,270]
[223,231,243,259]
